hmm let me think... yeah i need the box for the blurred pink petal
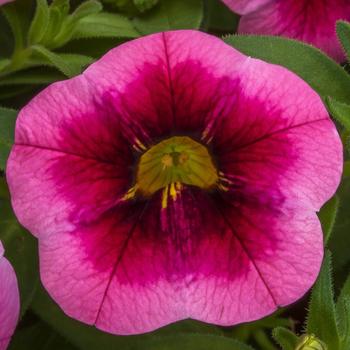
[223,0,350,62]
[7,30,342,334]
[0,0,14,5]
[222,0,271,15]
[0,242,20,350]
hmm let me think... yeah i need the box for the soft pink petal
[238,0,350,62]
[0,242,20,350]
[6,30,342,334]
[221,0,271,15]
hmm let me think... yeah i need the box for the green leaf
[133,0,203,34]
[28,0,50,45]
[336,272,350,338]
[326,97,350,130]
[0,107,17,169]
[344,161,350,178]
[0,178,39,317]
[307,251,340,349]
[336,296,350,348]
[51,0,103,48]
[0,69,64,86]
[133,0,159,12]
[32,286,242,350]
[1,1,32,53]
[72,13,139,40]
[272,327,298,350]
[318,195,340,245]
[31,45,93,77]
[336,20,350,62]
[203,0,239,33]
[224,35,350,105]
[9,319,78,350]
[0,58,10,72]
[71,0,102,21]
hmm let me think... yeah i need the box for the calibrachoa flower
[222,0,350,62]
[0,241,19,350]
[7,30,342,334]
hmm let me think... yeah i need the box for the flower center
[123,136,219,208]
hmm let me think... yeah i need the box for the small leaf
[318,195,340,244]
[272,327,299,350]
[31,45,93,77]
[70,0,102,21]
[0,107,17,170]
[133,0,203,35]
[336,20,350,62]
[326,97,350,130]
[51,0,103,48]
[307,251,340,349]
[224,35,350,105]
[72,13,139,40]
[28,0,50,45]
[133,0,159,12]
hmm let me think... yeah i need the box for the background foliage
[1,0,350,349]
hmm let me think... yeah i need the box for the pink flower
[222,0,350,62]
[0,241,19,350]
[7,30,342,334]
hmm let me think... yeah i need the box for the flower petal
[237,0,350,62]
[221,0,271,15]
[38,188,322,334]
[211,59,343,211]
[0,242,20,350]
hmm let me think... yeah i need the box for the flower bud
[296,335,327,350]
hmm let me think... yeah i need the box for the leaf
[9,319,78,350]
[326,97,350,130]
[133,0,203,35]
[336,297,350,349]
[306,251,340,349]
[336,20,350,62]
[336,273,350,347]
[71,13,139,40]
[344,161,350,178]
[0,59,10,72]
[50,0,103,48]
[0,107,17,169]
[28,0,50,45]
[203,0,239,33]
[0,178,39,317]
[318,195,340,245]
[32,286,242,350]
[272,327,299,350]
[0,69,64,86]
[1,1,33,52]
[31,45,93,77]
[70,0,102,21]
[224,35,350,105]
[133,0,159,12]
